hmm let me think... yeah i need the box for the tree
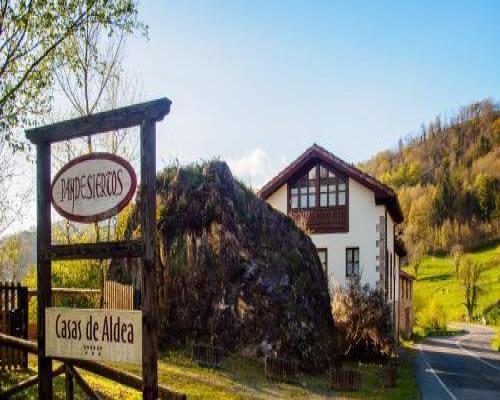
[458,256,482,321]
[0,141,31,235]
[52,16,141,306]
[432,163,456,225]
[410,242,425,279]
[474,174,496,220]
[0,234,29,281]
[0,0,145,152]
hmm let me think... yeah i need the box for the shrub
[483,300,500,326]
[413,291,426,317]
[417,296,448,332]
[332,278,394,361]
[492,332,500,352]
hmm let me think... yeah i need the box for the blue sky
[8,1,500,236]
[122,1,499,187]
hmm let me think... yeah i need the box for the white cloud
[227,147,287,190]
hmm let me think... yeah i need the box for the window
[319,166,336,207]
[338,176,346,206]
[376,240,379,248]
[317,248,328,277]
[346,247,359,277]
[290,164,346,210]
[308,167,316,207]
[290,167,316,209]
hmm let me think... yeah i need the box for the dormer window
[290,164,346,210]
[287,162,348,233]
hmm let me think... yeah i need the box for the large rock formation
[108,161,335,370]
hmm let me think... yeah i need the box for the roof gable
[258,144,404,223]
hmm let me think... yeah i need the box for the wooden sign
[51,153,137,223]
[45,308,142,364]
[26,99,171,399]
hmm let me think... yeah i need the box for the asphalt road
[414,324,500,400]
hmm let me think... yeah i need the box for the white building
[259,144,406,335]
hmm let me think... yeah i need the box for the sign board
[51,153,137,223]
[45,308,142,364]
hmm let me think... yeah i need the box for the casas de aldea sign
[46,308,142,364]
[51,153,137,223]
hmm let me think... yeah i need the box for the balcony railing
[289,207,348,233]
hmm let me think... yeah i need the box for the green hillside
[411,242,499,326]
[360,100,499,259]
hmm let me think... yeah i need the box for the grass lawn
[413,242,499,324]
[0,349,419,399]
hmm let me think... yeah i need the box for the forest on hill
[360,99,499,260]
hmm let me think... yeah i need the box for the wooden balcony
[288,207,348,233]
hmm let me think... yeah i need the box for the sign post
[26,98,171,400]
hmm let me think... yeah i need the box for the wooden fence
[103,280,134,310]
[264,355,299,382]
[192,343,224,368]
[0,283,28,369]
[328,367,362,391]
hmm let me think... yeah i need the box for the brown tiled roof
[258,144,404,223]
[400,270,415,280]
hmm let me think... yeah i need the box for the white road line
[418,343,458,400]
[455,337,500,372]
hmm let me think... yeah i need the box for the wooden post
[140,119,159,399]
[65,363,74,400]
[20,285,29,368]
[37,142,52,399]
[66,364,100,400]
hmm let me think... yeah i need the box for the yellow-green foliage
[416,296,448,332]
[492,331,500,352]
[380,161,421,189]
[22,224,106,323]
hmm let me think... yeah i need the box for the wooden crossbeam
[49,241,143,260]
[0,364,65,399]
[65,363,74,400]
[28,288,101,296]
[26,98,171,144]
[0,332,38,353]
[68,359,185,400]
[66,364,101,400]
